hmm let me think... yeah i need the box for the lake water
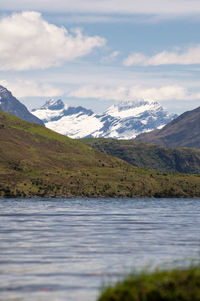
[0,198,200,301]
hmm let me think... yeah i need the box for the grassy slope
[0,110,200,198]
[81,138,200,174]
[97,264,200,301]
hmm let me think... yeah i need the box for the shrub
[97,264,200,301]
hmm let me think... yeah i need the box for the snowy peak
[40,99,65,111]
[32,100,65,123]
[105,99,162,118]
[32,100,94,124]
[32,98,177,139]
[114,99,158,110]
[32,100,102,138]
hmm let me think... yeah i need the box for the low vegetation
[0,110,200,198]
[98,264,200,301]
[81,138,200,174]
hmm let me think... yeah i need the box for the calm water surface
[0,198,200,301]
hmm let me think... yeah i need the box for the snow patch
[33,108,64,122]
[46,114,103,138]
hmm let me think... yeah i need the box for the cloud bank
[1,0,200,16]
[123,45,200,66]
[68,84,200,102]
[0,11,106,71]
[0,80,63,98]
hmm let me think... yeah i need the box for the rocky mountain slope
[82,138,200,174]
[135,106,200,149]
[32,99,177,139]
[0,110,200,198]
[0,85,44,126]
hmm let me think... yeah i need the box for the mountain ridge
[135,106,200,149]
[0,85,44,126]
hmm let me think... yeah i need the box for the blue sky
[0,0,200,114]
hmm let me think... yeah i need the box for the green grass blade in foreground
[97,263,200,301]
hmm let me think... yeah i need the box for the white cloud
[0,11,106,71]
[1,0,200,17]
[68,85,128,101]
[68,84,200,102]
[129,85,188,101]
[123,45,200,66]
[101,51,120,63]
[0,80,63,98]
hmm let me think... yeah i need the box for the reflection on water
[0,198,200,301]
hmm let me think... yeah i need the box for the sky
[0,0,200,114]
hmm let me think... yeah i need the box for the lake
[0,198,200,301]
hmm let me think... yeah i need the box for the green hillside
[0,110,200,198]
[81,138,200,174]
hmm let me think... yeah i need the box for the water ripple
[0,198,200,301]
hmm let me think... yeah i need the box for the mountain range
[0,85,178,139]
[135,106,200,149]
[0,84,199,151]
[0,85,44,126]
[32,98,177,139]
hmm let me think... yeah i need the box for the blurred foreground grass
[97,263,200,301]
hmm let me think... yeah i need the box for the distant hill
[32,98,176,139]
[0,85,44,126]
[0,111,200,198]
[135,106,200,149]
[82,138,200,174]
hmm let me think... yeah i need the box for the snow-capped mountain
[0,85,44,126]
[32,99,177,139]
[32,99,99,138]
